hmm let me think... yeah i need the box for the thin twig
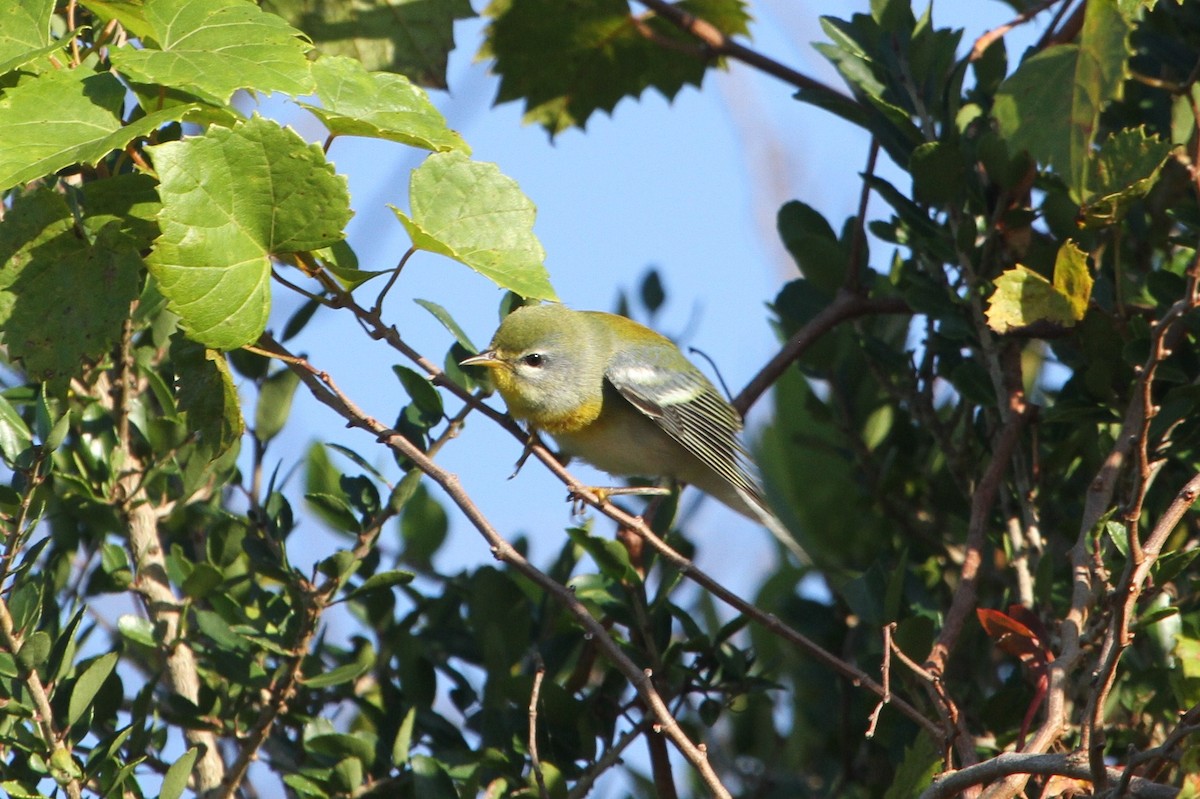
[528,656,551,799]
[567,721,649,799]
[846,139,880,294]
[634,0,851,106]
[969,0,1069,61]
[865,624,893,738]
[733,292,911,415]
[919,751,1176,799]
[254,334,735,799]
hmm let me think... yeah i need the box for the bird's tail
[729,485,810,565]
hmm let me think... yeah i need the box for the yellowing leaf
[1052,241,1093,320]
[986,242,1093,333]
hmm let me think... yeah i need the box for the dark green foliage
[0,0,1197,797]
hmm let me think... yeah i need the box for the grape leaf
[393,151,556,300]
[147,116,351,349]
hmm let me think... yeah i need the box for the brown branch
[633,0,852,105]
[733,291,912,415]
[1085,471,1200,789]
[969,0,1070,61]
[271,268,938,738]
[528,657,551,799]
[919,391,1034,769]
[531,447,942,739]
[253,334,735,799]
[865,624,893,739]
[846,139,880,295]
[919,751,1177,799]
[107,314,226,791]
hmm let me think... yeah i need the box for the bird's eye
[522,353,545,368]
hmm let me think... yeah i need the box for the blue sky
[240,1,1046,794]
[256,1,1046,600]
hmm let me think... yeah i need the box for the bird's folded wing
[605,356,762,500]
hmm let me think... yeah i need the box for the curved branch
[920,751,1177,799]
[733,291,912,415]
[633,0,851,105]
[254,334,734,799]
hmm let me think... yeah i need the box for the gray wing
[604,352,762,501]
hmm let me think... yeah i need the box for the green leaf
[410,755,458,799]
[884,733,940,799]
[777,200,845,292]
[301,658,373,688]
[68,652,118,727]
[255,367,301,443]
[118,615,157,647]
[985,242,1092,333]
[392,706,417,766]
[399,483,447,565]
[172,337,245,461]
[306,443,360,532]
[910,140,966,206]
[414,298,479,352]
[393,151,555,300]
[303,55,468,153]
[482,0,749,135]
[1081,127,1175,226]
[304,729,374,758]
[393,365,444,424]
[181,563,224,599]
[16,630,51,670]
[261,0,473,87]
[0,0,52,67]
[993,0,1132,200]
[159,748,199,799]
[147,116,351,349]
[1052,241,1093,320]
[0,394,33,463]
[0,69,202,192]
[344,570,416,603]
[0,189,140,382]
[566,526,638,583]
[108,0,314,105]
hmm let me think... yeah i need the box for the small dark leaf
[639,268,665,314]
[255,367,301,443]
[68,652,118,727]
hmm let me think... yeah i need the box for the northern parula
[462,304,805,561]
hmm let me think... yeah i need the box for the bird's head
[461,304,605,428]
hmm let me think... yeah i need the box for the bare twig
[567,721,649,799]
[920,751,1176,799]
[846,138,880,295]
[254,334,735,799]
[633,0,851,105]
[529,656,551,799]
[969,0,1069,61]
[865,624,893,738]
[733,292,911,415]
[107,315,226,792]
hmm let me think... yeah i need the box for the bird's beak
[460,350,500,368]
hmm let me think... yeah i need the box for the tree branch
[733,291,912,415]
[633,0,852,105]
[254,334,735,799]
[920,751,1177,799]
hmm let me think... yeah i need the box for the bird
[461,303,806,562]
